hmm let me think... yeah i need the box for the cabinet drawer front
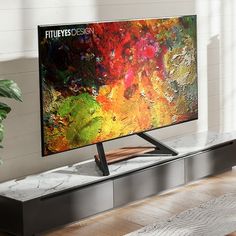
[114,159,184,207]
[23,181,113,235]
[185,141,236,182]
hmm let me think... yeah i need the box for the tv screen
[38,15,198,156]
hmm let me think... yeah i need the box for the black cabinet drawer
[113,159,184,208]
[185,141,236,182]
[23,181,113,235]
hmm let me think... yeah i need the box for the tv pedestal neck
[94,132,178,176]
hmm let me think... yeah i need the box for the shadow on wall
[0,57,40,139]
[207,0,236,132]
[207,35,220,132]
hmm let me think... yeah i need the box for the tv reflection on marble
[38,15,198,156]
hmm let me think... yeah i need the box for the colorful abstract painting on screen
[38,15,198,155]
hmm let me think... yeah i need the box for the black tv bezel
[38,15,198,157]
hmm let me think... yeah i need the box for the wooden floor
[0,168,236,236]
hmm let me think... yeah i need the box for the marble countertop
[0,131,235,202]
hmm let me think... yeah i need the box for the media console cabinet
[0,131,236,236]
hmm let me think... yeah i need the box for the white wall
[0,0,235,182]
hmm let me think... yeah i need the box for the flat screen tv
[38,15,198,174]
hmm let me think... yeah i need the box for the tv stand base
[95,132,178,175]
[95,146,156,164]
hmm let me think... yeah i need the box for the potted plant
[0,79,22,163]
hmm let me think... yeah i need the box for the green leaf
[0,80,22,101]
[0,123,4,143]
[0,102,11,121]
